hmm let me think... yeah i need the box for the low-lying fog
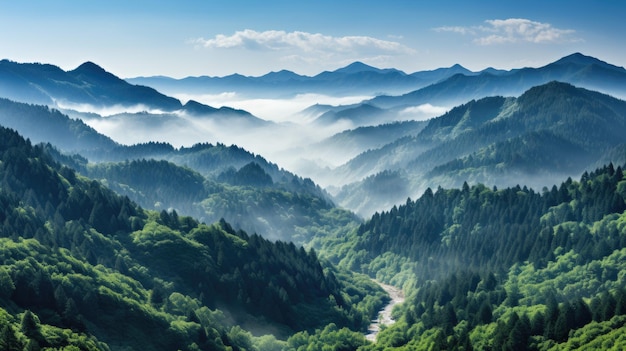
[64,93,448,189]
[173,92,372,123]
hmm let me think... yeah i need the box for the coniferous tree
[21,310,44,349]
[476,300,493,325]
[0,324,23,351]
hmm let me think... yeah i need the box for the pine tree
[21,310,44,349]
[0,267,15,298]
[476,300,492,325]
[0,324,23,351]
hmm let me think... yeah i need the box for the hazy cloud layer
[399,104,449,121]
[174,92,372,123]
[193,29,415,54]
[434,18,579,45]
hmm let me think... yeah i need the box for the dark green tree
[0,324,23,351]
[21,310,44,349]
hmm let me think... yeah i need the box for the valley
[0,52,625,350]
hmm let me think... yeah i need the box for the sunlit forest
[1,52,626,350]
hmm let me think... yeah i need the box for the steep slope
[302,120,428,173]
[0,98,119,153]
[0,60,181,110]
[410,82,626,181]
[316,163,626,349]
[0,59,267,132]
[0,97,356,243]
[0,125,384,350]
[333,82,626,216]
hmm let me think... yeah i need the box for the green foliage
[317,161,626,350]
[1,97,356,245]
[286,323,368,351]
[4,80,626,350]
[53,143,359,245]
[340,82,626,214]
[218,162,273,187]
[0,125,378,350]
[540,315,626,351]
[87,159,209,215]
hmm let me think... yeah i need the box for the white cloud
[434,18,579,45]
[433,26,476,36]
[399,104,449,121]
[173,92,372,123]
[192,29,415,55]
[54,100,169,117]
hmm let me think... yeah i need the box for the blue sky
[1,0,624,78]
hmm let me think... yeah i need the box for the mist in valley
[59,91,600,220]
[44,55,626,221]
[64,92,449,189]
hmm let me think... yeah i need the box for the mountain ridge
[0,124,385,349]
[365,52,626,111]
[0,59,266,127]
[331,81,626,216]
[296,53,626,130]
[2,51,626,350]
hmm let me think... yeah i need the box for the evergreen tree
[476,300,492,325]
[0,324,23,351]
[21,310,44,349]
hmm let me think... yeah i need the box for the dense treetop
[0,125,383,350]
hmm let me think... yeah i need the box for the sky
[1,0,624,78]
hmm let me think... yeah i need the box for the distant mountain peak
[335,61,376,73]
[264,69,297,75]
[70,61,124,85]
[552,52,623,70]
[333,61,401,75]
[259,69,304,82]
[556,52,596,64]
[182,100,218,115]
[72,61,108,75]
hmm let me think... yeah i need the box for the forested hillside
[0,125,385,350]
[59,152,357,244]
[316,163,626,350]
[2,53,626,350]
[334,82,626,216]
[0,98,357,243]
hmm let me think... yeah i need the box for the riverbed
[365,281,405,342]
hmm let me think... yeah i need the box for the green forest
[317,163,626,350]
[0,80,626,350]
[0,125,386,350]
[0,96,357,245]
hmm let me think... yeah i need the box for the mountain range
[2,53,626,219]
[0,59,264,128]
[304,53,626,128]
[0,97,356,244]
[367,52,626,108]
[329,81,626,216]
[127,61,473,98]
[1,52,626,350]
[0,124,386,350]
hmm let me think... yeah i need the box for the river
[365,281,405,342]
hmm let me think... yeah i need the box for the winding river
[365,281,405,342]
